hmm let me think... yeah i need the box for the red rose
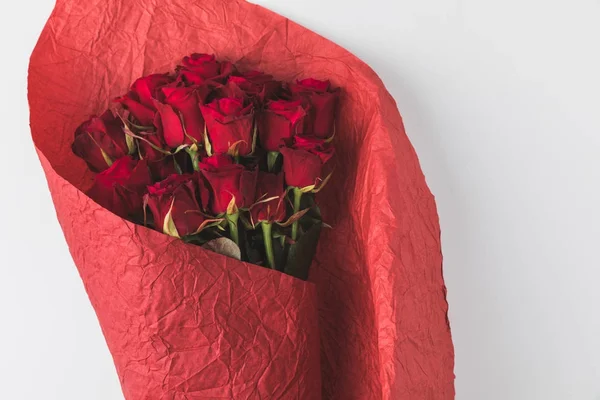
[145,174,207,237]
[258,99,307,152]
[117,74,204,149]
[152,99,186,148]
[136,131,193,180]
[280,135,334,188]
[138,131,167,162]
[251,172,286,224]
[116,74,173,126]
[87,156,152,218]
[212,80,246,102]
[198,153,235,170]
[290,78,339,137]
[292,135,333,155]
[72,110,130,172]
[161,85,206,144]
[199,155,257,214]
[177,53,234,85]
[200,98,254,156]
[227,71,282,103]
[149,157,179,182]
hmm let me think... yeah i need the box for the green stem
[261,222,276,269]
[291,188,302,241]
[267,151,280,172]
[227,212,240,246]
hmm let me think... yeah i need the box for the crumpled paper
[28,0,455,398]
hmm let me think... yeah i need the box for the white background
[1,0,599,399]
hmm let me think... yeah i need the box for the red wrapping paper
[29,0,455,399]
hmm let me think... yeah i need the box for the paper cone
[29,0,455,398]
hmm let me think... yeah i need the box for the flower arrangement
[72,53,338,279]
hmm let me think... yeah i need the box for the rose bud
[177,53,234,85]
[153,83,209,149]
[138,131,167,162]
[211,80,247,103]
[251,172,286,225]
[115,74,173,126]
[257,99,307,152]
[145,174,207,237]
[227,71,282,104]
[195,154,234,211]
[118,73,205,148]
[195,153,234,209]
[87,156,152,219]
[290,78,339,138]
[292,134,333,152]
[152,99,186,149]
[200,98,255,156]
[198,153,236,170]
[199,155,257,215]
[280,135,334,189]
[161,85,206,144]
[72,110,131,172]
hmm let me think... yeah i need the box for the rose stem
[227,212,240,246]
[291,187,303,241]
[261,222,276,269]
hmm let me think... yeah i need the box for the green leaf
[128,121,155,131]
[299,184,316,193]
[86,131,113,167]
[162,199,180,238]
[226,196,238,216]
[267,151,280,172]
[100,148,114,167]
[227,140,246,157]
[125,134,136,155]
[189,218,225,235]
[117,113,180,156]
[172,144,190,154]
[276,207,310,228]
[251,120,258,154]
[312,170,333,193]
[185,147,200,171]
[325,125,336,143]
[203,124,212,156]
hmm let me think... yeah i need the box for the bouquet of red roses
[72,53,338,279]
[29,0,455,398]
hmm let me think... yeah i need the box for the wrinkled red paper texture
[29,0,455,399]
